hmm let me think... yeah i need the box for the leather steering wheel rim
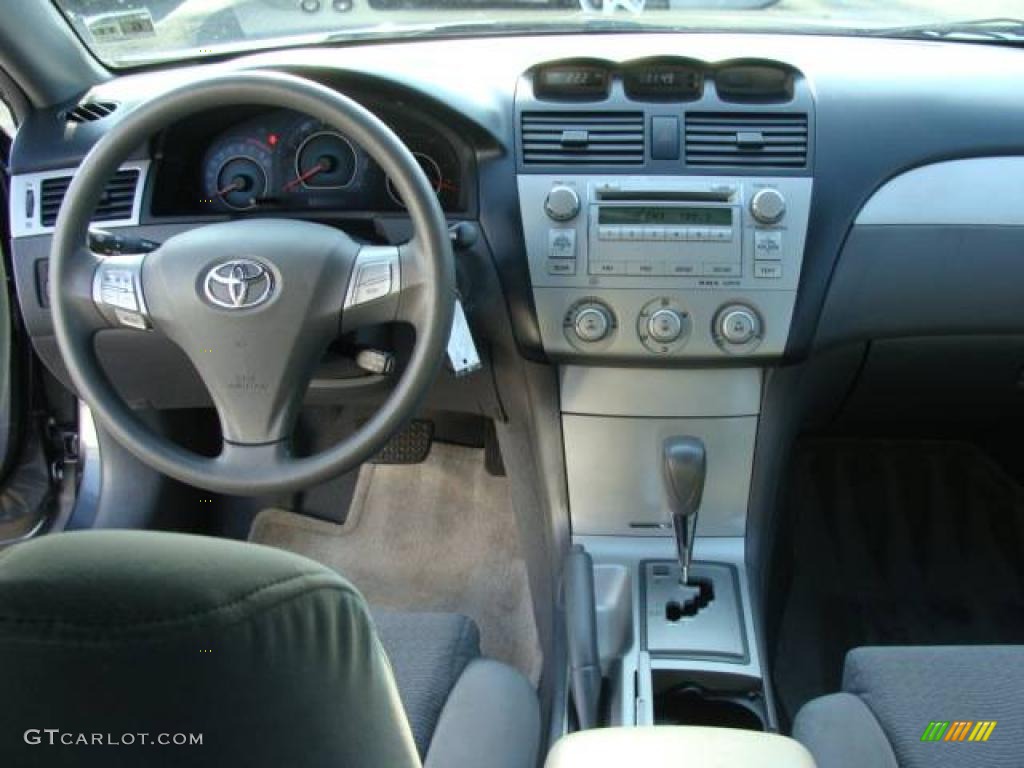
[50,71,455,496]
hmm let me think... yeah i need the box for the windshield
[51,1,1024,68]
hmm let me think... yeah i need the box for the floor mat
[249,442,542,685]
[772,439,1024,726]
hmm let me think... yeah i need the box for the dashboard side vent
[685,112,808,168]
[40,169,140,227]
[64,101,118,124]
[521,112,645,165]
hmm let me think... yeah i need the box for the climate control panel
[518,174,813,360]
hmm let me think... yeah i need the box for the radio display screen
[599,206,732,227]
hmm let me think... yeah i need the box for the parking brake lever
[564,544,602,730]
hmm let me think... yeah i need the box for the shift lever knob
[663,436,706,585]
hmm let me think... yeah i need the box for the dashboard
[9,32,1024,395]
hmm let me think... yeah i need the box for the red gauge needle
[216,178,245,197]
[283,160,329,192]
[438,179,458,193]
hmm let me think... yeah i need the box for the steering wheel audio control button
[345,246,401,308]
[93,254,149,328]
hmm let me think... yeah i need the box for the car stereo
[518,175,813,359]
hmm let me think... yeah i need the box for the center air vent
[685,113,808,168]
[40,169,140,227]
[63,101,118,124]
[521,112,645,166]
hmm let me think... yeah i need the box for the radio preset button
[548,228,577,259]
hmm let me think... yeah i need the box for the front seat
[0,530,540,767]
[793,645,1023,768]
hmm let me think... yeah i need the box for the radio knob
[647,308,685,344]
[544,185,580,222]
[716,305,762,346]
[750,188,786,225]
[573,304,613,343]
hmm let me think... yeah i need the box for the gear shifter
[663,437,706,586]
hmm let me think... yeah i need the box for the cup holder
[653,681,765,731]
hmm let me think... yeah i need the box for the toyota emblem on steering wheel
[203,259,274,309]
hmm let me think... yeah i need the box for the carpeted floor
[250,441,542,684]
[772,439,1024,727]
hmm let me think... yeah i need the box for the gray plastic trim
[9,160,150,239]
[856,157,1024,226]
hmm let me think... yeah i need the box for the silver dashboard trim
[856,157,1024,227]
[560,366,762,418]
[9,160,151,239]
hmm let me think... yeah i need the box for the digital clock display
[624,64,702,100]
[535,65,610,98]
[599,206,732,227]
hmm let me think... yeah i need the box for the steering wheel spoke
[91,250,153,332]
[340,244,403,332]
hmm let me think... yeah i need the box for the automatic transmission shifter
[663,437,706,586]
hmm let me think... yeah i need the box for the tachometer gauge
[204,140,273,211]
[386,152,444,208]
[284,122,358,192]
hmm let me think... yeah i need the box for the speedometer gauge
[386,152,444,208]
[203,140,273,211]
[282,120,359,193]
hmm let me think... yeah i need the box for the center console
[515,56,814,745]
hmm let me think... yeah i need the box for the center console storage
[545,727,815,768]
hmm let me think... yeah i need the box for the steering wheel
[50,71,455,496]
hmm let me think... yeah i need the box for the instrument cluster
[200,109,464,214]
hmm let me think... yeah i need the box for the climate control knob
[715,304,763,350]
[750,188,786,225]
[544,185,581,222]
[573,304,613,343]
[647,308,685,344]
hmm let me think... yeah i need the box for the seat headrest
[0,530,421,767]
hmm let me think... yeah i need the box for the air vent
[40,169,140,227]
[521,112,644,166]
[64,101,118,123]
[685,113,808,168]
